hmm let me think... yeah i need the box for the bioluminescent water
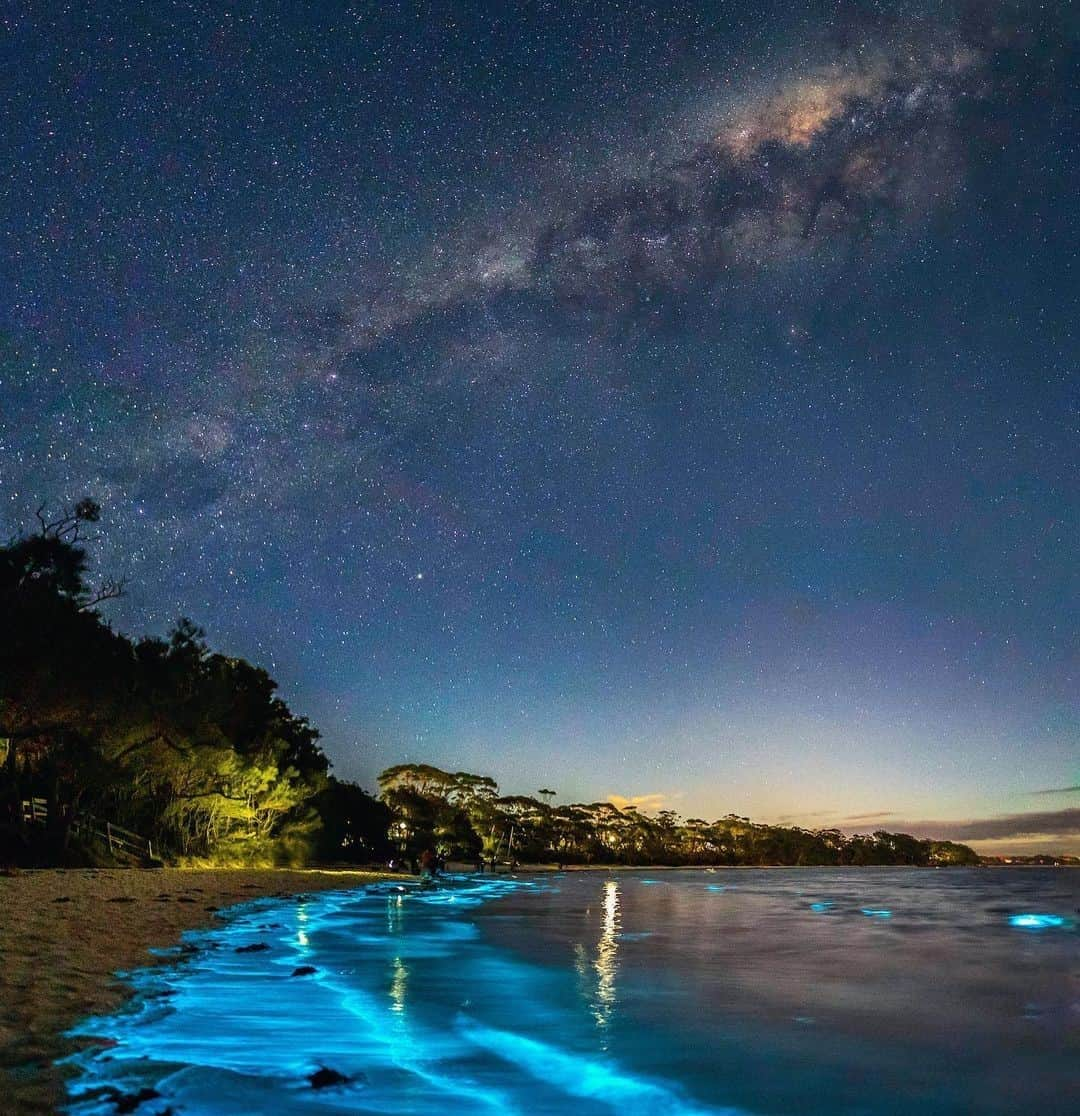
[65,869,1078,1115]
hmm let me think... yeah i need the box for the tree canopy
[0,504,380,867]
[375,763,980,868]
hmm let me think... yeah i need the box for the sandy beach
[0,866,392,1114]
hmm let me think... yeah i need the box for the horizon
[2,2,1076,858]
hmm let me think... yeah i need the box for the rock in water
[109,1086,162,1112]
[308,1066,350,1089]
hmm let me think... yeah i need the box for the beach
[0,866,392,1114]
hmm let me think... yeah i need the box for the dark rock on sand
[290,965,318,977]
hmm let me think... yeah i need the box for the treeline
[379,764,980,867]
[0,502,390,867]
[2,502,979,870]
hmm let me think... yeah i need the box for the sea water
[64,869,1078,1114]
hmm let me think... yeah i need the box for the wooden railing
[21,796,47,825]
[21,800,156,864]
[72,814,155,864]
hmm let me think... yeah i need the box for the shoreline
[0,866,395,1114]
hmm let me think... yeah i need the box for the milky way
[289,3,1055,371]
[2,1,1076,852]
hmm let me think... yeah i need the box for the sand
[0,866,393,1114]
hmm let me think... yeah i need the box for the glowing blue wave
[62,875,749,1115]
[458,1018,742,1116]
[1008,913,1071,930]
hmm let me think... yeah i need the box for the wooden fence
[21,796,48,825]
[20,799,155,864]
[72,814,155,863]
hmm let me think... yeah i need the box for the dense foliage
[0,503,387,867]
[378,763,980,867]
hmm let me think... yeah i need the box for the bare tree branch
[35,498,102,544]
[79,577,127,611]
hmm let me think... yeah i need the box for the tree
[0,505,343,867]
[0,506,134,859]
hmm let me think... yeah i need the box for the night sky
[2,1,1077,853]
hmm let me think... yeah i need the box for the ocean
[65,868,1078,1114]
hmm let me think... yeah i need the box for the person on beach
[419,847,437,882]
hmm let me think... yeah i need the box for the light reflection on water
[594,879,620,1035]
[574,878,621,1041]
[63,869,1078,1115]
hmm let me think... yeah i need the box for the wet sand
[0,867,393,1114]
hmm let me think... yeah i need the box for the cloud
[608,793,669,814]
[875,808,1080,842]
[775,810,838,823]
[1028,785,1080,796]
[842,811,896,822]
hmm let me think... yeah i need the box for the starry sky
[2,1,1077,853]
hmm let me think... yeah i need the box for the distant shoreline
[478,861,1078,873]
[0,866,394,1114]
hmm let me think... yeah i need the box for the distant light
[1008,913,1068,930]
[810,901,832,912]
[706,885,726,892]
[415,572,424,580]
[860,908,892,919]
